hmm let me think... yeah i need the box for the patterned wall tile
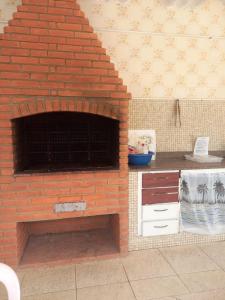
[90,28,225,100]
[80,0,225,35]
[79,0,225,100]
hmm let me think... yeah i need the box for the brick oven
[0,0,130,266]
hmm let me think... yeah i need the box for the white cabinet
[142,219,180,237]
[138,171,180,236]
[142,202,180,221]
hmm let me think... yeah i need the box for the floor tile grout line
[18,265,78,298]
[74,264,77,300]
[196,243,224,271]
[13,282,225,300]
[17,245,225,299]
[158,245,225,296]
[25,288,78,298]
[22,288,77,298]
[76,279,129,291]
[157,247,192,295]
[18,272,25,292]
[121,261,138,300]
[121,248,191,299]
[126,273,191,283]
[176,287,225,299]
[17,270,26,298]
[158,245,224,275]
[74,261,202,290]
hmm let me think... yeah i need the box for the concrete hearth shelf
[18,214,120,267]
[20,228,118,266]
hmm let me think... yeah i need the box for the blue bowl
[128,152,154,166]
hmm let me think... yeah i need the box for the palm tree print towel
[180,170,225,234]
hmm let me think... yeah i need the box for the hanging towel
[180,169,225,234]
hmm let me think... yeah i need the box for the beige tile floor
[2,242,225,299]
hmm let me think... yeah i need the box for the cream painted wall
[0,0,20,32]
[1,0,225,151]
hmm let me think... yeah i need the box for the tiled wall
[130,99,225,151]
[2,0,225,151]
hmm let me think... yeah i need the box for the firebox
[13,112,119,173]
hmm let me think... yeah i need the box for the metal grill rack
[13,112,119,173]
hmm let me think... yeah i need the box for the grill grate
[13,112,119,173]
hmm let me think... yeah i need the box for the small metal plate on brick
[54,202,86,213]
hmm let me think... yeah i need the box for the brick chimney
[0,0,130,267]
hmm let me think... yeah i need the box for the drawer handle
[152,192,178,195]
[154,209,168,212]
[153,192,166,195]
[154,225,168,229]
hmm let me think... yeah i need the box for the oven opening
[13,112,119,173]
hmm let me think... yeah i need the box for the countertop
[129,151,225,172]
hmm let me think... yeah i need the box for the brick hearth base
[18,215,119,266]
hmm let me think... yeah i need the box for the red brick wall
[17,222,29,264]
[0,0,130,99]
[27,215,112,235]
[0,0,130,266]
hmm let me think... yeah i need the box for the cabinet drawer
[142,202,180,221]
[142,187,179,205]
[142,172,179,188]
[142,219,179,236]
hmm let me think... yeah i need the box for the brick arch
[12,98,120,120]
